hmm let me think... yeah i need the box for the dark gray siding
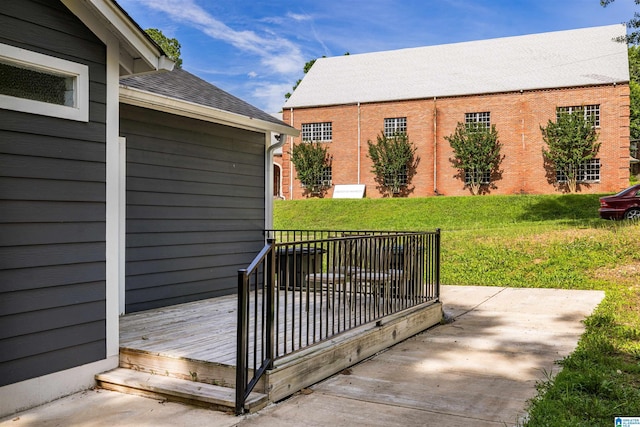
[121,105,266,313]
[0,0,107,387]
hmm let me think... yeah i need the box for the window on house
[384,117,407,137]
[556,159,601,183]
[0,43,88,122]
[464,169,491,185]
[301,166,332,188]
[556,105,600,127]
[384,165,407,187]
[465,112,491,129]
[319,166,332,186]
[301,122,332,142]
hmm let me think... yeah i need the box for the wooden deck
[114,290,442,410]
[120,290,387,366]
[120,293,239,365]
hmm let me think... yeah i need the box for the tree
[601,1,640,43]
[290,142,332,197]
[285,53,349,100]
[285,59,317,100]
[540,108,601,193]
[145,28,182,68]
[628,46,640,140]
[631,79,640,140]
[445,123,503,195]
[367,132,418,197]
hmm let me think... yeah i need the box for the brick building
[279,25,631,199]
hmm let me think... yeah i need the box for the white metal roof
[284,24,629,109]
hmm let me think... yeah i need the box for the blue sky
[117,0,636,114]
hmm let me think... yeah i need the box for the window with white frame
[384,165,408,187]
[464,169,491,185]
[319,166,332,186]
[465,112,491,129]
[384,117,407,137]
[556,105,600,127]
[301,122,332,142]
[0,43,89,122]
[301,166,332,188]
[556,159,601,183]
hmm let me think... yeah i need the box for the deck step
[96,368,267,413]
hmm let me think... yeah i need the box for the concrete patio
[0,285,604,427]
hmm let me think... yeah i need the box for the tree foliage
[445,123,503,195]
[628,46,640,140]
[540,108,600,193]
[290,142,331,197]
[285,53,350,100]
[285,59,317,100]
[367,132,418,197]
[631,80,640,140]
[145,28,182,68]
[601,0,640,44]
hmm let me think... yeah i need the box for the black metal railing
[236,239,275,415]
[268,230,440,358]
[236,230,440,414]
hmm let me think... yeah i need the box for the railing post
[435,228,441,300]
[266,239,275,368]
[235,269,248,415]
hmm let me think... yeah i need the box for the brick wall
[281,84,630,199]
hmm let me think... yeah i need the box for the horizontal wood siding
[0,0,107,387]
[121,105,266,313]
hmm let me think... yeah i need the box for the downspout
[433,97,438,195]
[265,132,287,230]
[357,102,361,184]
[289,108,294,199]
[521,90,525,192]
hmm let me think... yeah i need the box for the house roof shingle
[120,68,288,128]
[284,24,629,109]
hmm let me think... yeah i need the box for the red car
[599,184,640,220]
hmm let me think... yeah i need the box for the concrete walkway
[0,286,604,427]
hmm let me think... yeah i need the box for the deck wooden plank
[120,290,391,367]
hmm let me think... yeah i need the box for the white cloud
[287,12,312,22]
[134,0,305,78]
[252,82,293,113]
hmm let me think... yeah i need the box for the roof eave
[64,0,174,76]
[120,86,299,137]
[284,81,630,109]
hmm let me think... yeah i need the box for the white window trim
[0,43,89,122]
[384,117,407,137]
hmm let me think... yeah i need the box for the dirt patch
[594,262,640,282]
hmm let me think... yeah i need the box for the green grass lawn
[274,194,640,426]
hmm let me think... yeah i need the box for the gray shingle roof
[120,68,288,127]
[284,24,629,109]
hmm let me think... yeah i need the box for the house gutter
[119,86,298,137]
